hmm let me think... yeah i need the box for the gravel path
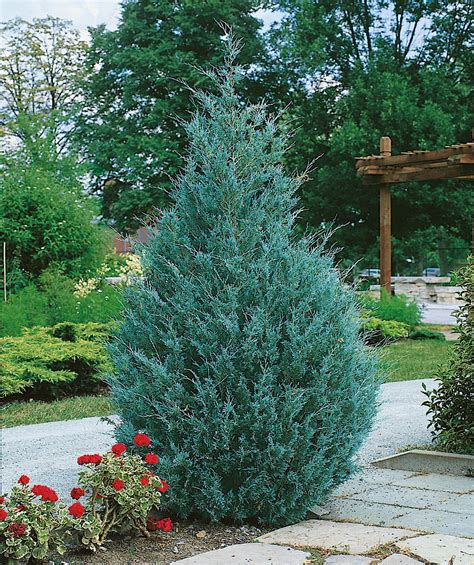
[1,380,435,496]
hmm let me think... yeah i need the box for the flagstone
[257,520,418,555]
[397,534,474,564]
[171,543,310,564]
[379,554,422,564]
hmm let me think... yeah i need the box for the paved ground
[1,380,435,496]
[316,467,474,537]
[420,303,458,325]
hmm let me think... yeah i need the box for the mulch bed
[58,521,269,565]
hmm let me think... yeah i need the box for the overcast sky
[1,1,280,39]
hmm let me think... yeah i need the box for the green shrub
[422,257,474,454]
[409,328,446,341]
[0,322,113,399]
[359,292,421,328]
[0,280,122,337]
[361,317,409,344]
[109,52,379,527]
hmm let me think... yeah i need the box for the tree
[108,46,379,526]
[266,0,473,270]
[0,17,87,152]
[76,0,267,231]
[0,135,105,290]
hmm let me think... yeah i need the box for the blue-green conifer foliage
[109,45,379,526]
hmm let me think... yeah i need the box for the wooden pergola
[356,133,474,297]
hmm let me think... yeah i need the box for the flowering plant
[0,433,171,561]
[0,477,69,562]
[70,434,168,549]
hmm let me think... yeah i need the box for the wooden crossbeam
[361,164,474,184]
[356,142,474,170]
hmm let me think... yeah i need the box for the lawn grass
[382,339,453,382]
[1,395,114,428]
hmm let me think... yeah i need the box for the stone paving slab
[323,499,407,526]
[324,556,374,564]
[397,534,474,564]
[317,466,474,537]
[379,554,422,564]
[350,485,452,510]
[390,508,474,539]
[257,520,418,555]
[391,472,474,494]
[170,543,310,564]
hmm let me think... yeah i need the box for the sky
[1,1,281,40]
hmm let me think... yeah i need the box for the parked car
[422,267,441,277]
[359,268,380,279]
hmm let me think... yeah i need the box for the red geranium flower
[70,487,85,500]
[147,517,173,532]
[157,479,168,494]
[7,522,26,538]
[0,508,7,521]
[31,484,58,502]
[77,454,102,465]
[18,475,30,485]
[145,453,158,464]
[111,443,127,456]
[68,502,85,518]
[133,433,151,447]
[160,517,173,532]
[112,479,125,491]
[140,476,150,486]
[0,496,5,504]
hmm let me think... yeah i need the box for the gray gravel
[1,380,436,497]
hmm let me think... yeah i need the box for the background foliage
[423,257,474,454]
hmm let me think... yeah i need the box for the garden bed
[58,521,268,564]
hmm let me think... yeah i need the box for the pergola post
[379,136,392,299]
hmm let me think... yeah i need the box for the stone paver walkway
[314,467,474,538]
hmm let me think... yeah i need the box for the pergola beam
[356,132,473,300]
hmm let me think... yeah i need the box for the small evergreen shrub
[0,323,113,399]
[109,46,379,526]
[359,292,421,328]
[361,317,409,345]
[0,280,122,337]
[409,328,446,341]
[422,257,474,454]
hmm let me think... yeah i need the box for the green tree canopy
[0,136,106,289]
[266,0,473,271]
[76,0,267,231]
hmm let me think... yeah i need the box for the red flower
[0,509,7,521]
[0,496,5,504]
[140,476,150,486]
[147,517,173,532]
[31,484,58,502]
[70,487,85,500]
[157,479,169,494]
[68,502,85,518]
[160,517,173,532]
[145,453,159,464]
[112,479,125,491]
[111,443,127,456]
[77,454,102,465]
[7,522,26,538]
[133,433,151,447]
[18,475,30,485]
